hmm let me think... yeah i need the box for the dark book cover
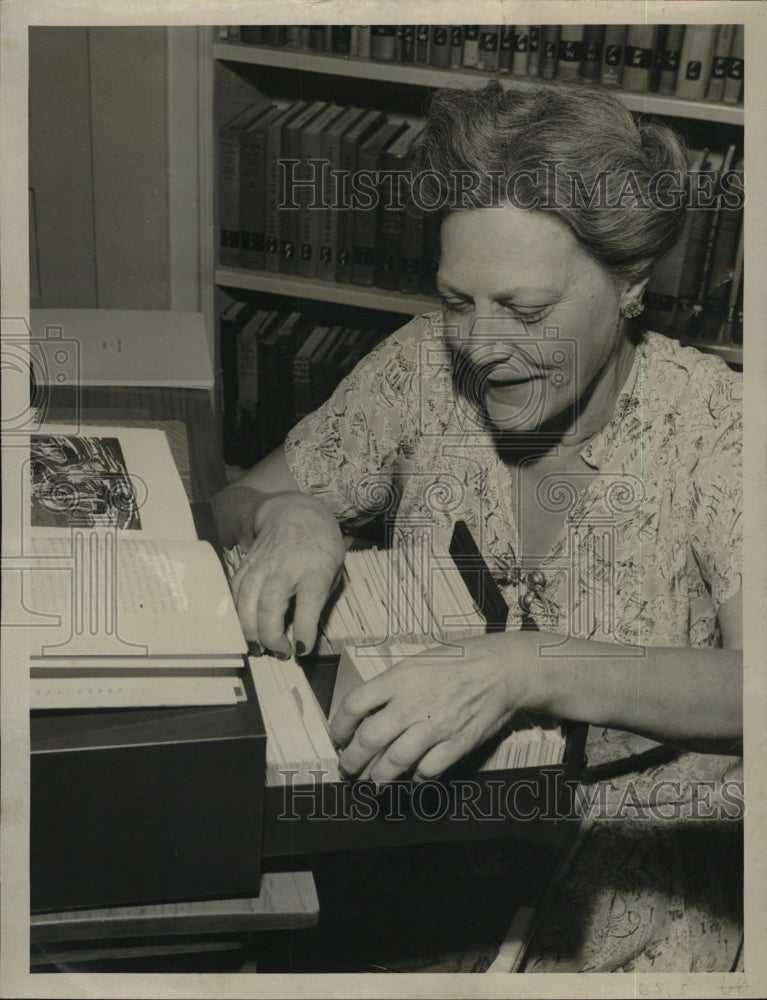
[336,108,388,283]
[239,104,281,270]
[278,101,326,275]
[375,123,421,291]
[218,99,272,266]
[371,25,397,61]
[352,120,407,287]
[430,25,450,68]
[264,100,308,274]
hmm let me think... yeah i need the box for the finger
[232,562,269,647]
[412,739,466,783]
[292,568,337,656]
[329,674,393,749]
[367,720,440,783]
[257,575,296,657]
[230,545,262,606]
[336,705,405,777]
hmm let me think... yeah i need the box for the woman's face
[437,204,638,441]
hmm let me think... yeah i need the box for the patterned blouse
[285,311,742,650]
[283,311,744,972]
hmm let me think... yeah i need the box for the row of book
[644,145,743,348]
[219,97,437,294]
[220,301,396,467]
[219,24,744,105]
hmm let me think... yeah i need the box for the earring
[621,298,645,319]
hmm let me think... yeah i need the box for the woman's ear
[618,277,650,314]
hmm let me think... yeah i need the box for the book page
[29,424,196,541]
[24,536,246,659]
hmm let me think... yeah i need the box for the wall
[29,26,186,310]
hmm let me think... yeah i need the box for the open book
[27,425,247,709]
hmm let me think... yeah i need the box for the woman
[213,82,743,971]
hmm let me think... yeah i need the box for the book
[462,25,480,67]
[278,100,326,275]
[399,189,426,295]
[264,100,308,273]
[399,25,416,63]
[336,108,388,283]
[644,148,711,333]
[352,119,405,286]
[415,25,430,64]
[450,25,464,69]
[723,24,744,105]
[696,153,743,342]
[317,106,366,283]
[239,103,281,270]
[236,308,281,464]
[218,99,271,266]
[293,323,330,422]
[527,26,541,76]
[623,24,658,92]
[478,25,500,72]
[600,25,626,87]
[331,26,351,55]
[27,425,247,689]
[557,25,583,81]
[512,25,531,77]
[297,103,344,280]
[219,298,257,464]
[375,122,421,291]
[498,25,513,73]
[429,25,450,68]
[580,24,604,81]
[370,25,397,61]
[30,309,214,390]
[357,26,371,59]
[539,25,559,80]
[675,24,718,100]
[705,24,735,102]
[658,24,684,95]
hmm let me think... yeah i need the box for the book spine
[399,24,416,63]
[336,124,362,283]
[331,26,351,55]
[539,25,559,80]
[317,118,348,282]
[218,123,243,266]
[450,25,464,69]
[463,25,480,67]
[264,111,291,273]
[280,116,316,275]
[375,158,408,290]
[512,25,530,76]
[284,27,300,49]
[723,24,744,105]
[308,26,329,52]
[399,198,425,295]
[557,25,583,81]
[239,119,272,270]
[478,25,500,72]
[705,24,734,102]
[580,24,604,81]
[357,26,371,59]
[371,25,397,61]
[421,208,441,296]
[600,24,626,87]
[430,25,450,68]
[658,24,685,95]
[415,25,430,64]
[498,25,513,73]
[298,126,325,280]
[265,26,286,47]
[623,24,658,93]
[239,26,262,44]
[527,26,541,76]
[675,24,718,101]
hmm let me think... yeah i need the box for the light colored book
[30,308,213,389]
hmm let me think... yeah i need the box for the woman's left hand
[329,632,536,783]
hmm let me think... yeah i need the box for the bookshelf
[202,24,745,455]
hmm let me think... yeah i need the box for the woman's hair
[413,80,690,283]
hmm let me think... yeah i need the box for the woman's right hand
[228,490,346,658]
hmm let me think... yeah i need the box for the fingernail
[295,641,306,657]
[274,650,290,661]
[247,640,263,656]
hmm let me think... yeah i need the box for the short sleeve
[689,379,743,611]
[284,317,426,528]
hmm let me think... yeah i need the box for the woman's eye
[504,305,551,324]
[441,297,473,314]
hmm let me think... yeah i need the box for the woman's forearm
[520,634,742,754]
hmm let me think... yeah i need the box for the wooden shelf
[213,42,745,127]
[215,267,439,315]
